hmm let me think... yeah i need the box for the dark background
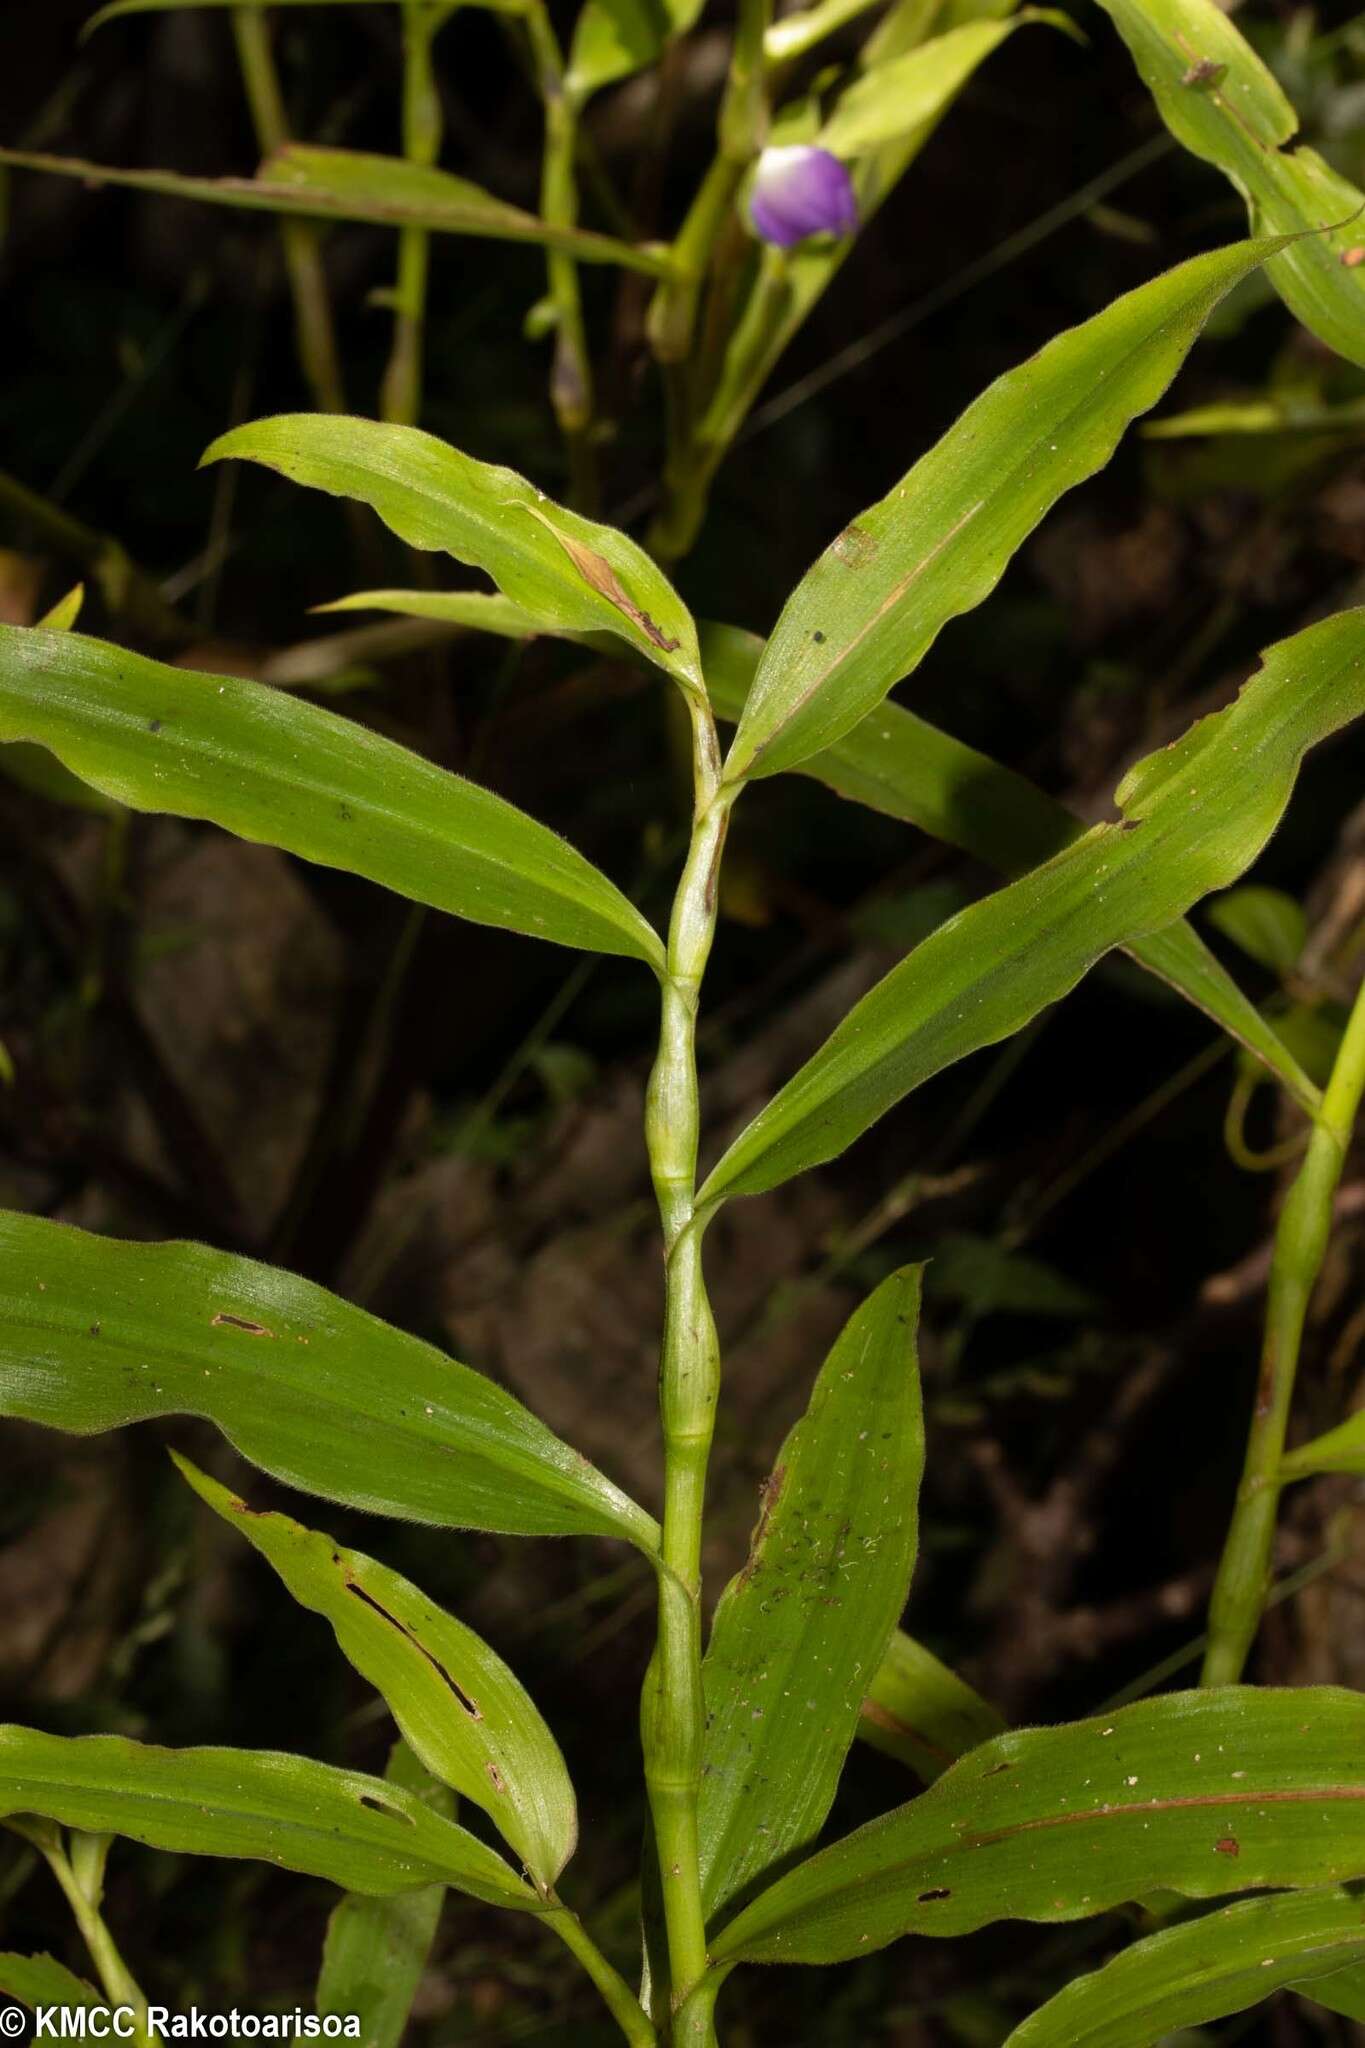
[3,0,1365,2039]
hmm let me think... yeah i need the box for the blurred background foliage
[4,0,1365,2040]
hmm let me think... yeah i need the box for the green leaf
[318,596,1318,1110]
[700,608,1365,1205]
[206,414,701,696]
[925,1234,1096,1318]
[0,1728,539,1908]
[858,1630,1006,1784]
[1279,1408,1365,1483]
[316,1743,452,2048]
[0,147,670,277]
[0,582,121,816]
[820,14,1075,157]
[723,239,1273,784]
[0,1955,105,2012]
[710,1686,1365,1965]
[1003,1887,1365,2048]
[1206,885,1307,978]
[0,1210,658,1552]
[1094,0,1365,370]
[567,0,704,103]
[177,1455,577,1890]
[698,1270,925,1926]
[0,623,663,969]
[1297,1958,1365,2022]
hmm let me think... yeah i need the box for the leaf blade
[712,1686,1365,1964]
[315,1743,453,2048]
[177,1456,577,1890]
[701,608,1365,1204]
[0,1729,538,1909]
[206,414,700,695]
[0,623,663,968]
[858,1630,1006,1784]
[699,1270,925,1924]
[0,1210,658,1552]
[1003,1887,1365,2048]
[724,239,1273,783]
[0,146,669,276]
[1094,0,1365,370]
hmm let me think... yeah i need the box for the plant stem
[547,1901,657,2046]
[1202,969,1365,1685]
[525,4,596,508]
[673,1971,723,2046]
[44,1835,151,2047]
[231,6,348,416]
[381,2,444,427]
[641,687,732,2019]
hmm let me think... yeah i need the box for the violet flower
[747,145,859,250]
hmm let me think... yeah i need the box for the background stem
[380,2,444,428]
[231,6,348,416]
[1202,970,1365,1685]
[525,4,596,508]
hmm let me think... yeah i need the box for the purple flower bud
[747,145,859,250]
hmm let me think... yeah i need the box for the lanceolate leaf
[1003,1887,1365,2048]
[723,238,1274,784]
[698,620,1318,1111]
[316,595,1318,1109]
[0,147,669,276]
[0,1729,538,1908]
[316,1744,453,2048]
[0,1956,105,2013]
[699,1271,925,1925]
[858,1629,1006,1784]
[711,1686,1365,1965]
[0,1211,658,1552]
[177,1456,577,1891]
[206,415,701,696]
[0,624,663,969]
[820,15,1071,157]
[1094,0,1365,371]
[700,609,1365,1205]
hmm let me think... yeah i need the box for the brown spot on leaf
[517,504,681,653]
[831,523,876,568]
[1215,1835,1240,1856]
[212,1312,275,1337]
[917,1888,951,1902]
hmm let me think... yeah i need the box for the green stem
[673,1971,724,2046]
[44,1836,151,2047]
[641,688,733,2017]
[547,1902,657,2046]
[381,3,444,427]
[1202,969,1365,1686]
[525,5,596,508]
[231,6,348,415]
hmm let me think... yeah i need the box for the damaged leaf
[176,1456,578,1891]
[204,415,701,695]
